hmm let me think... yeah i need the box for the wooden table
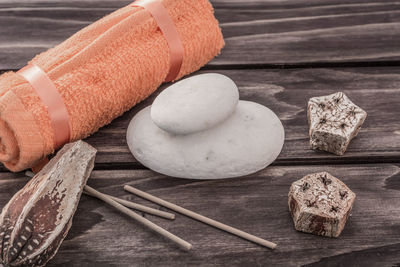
[1,1,400,266]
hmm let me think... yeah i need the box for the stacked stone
[127,73,285,179]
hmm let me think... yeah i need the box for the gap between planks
[81,155,400,171]
[3,60,400,74]
[1,157,400,173]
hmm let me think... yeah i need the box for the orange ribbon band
[18,63,71,149]
[132,0,184,82]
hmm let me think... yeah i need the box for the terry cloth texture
[0,0,224,172]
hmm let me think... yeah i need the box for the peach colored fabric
[133,0,184,82]
[18,63,71,148]
[0,0,224,172]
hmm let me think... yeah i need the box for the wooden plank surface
[1,0,400,266]
[1,164,399,266]
[79,67,400,169]
[2,0,400,69]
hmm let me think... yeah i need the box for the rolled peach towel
[0,0,224,172]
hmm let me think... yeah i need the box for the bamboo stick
[84,185,192,251]
[25,171,35,178]
[108,195,175,220]
[84,190,175,220]
[124,185,277,249]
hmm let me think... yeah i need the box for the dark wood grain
[1,1,400,266]
[1,164,399,266]
[76,67,400,169]
[2,0,400,69]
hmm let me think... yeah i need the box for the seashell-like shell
[0,141,97,267]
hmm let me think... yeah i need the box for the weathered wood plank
[0,67,398,172]
[1,164,399,266]
[1,0,400,68]
[78,67,400,168]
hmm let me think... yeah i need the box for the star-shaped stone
[307,92,367,155]
[288,172,356,237]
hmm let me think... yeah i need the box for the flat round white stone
[151,73,239,135]
[127,101,285,179]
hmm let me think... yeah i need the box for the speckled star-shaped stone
[288,172,356,237]
[307,92,367,155]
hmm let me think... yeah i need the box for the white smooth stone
[151,73,239,135]
[127,101,285,179]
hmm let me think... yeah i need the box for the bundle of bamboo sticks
[85,184,277,251]
[26,170,276,251]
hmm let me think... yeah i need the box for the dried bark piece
[288,172,356,237]
[307,92,367,155]
[0,141,96,267]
